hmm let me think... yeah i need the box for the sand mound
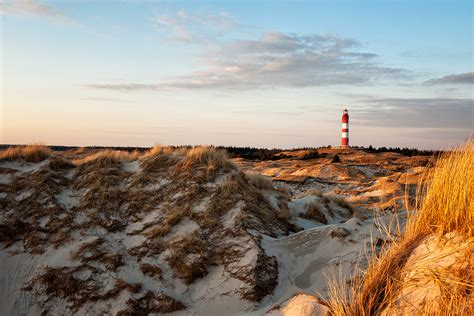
[381,233,473,315]
[0,146,431,315]
[0,148,295,315]
[268,293,330,316]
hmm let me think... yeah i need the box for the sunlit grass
[0,144,51,163]
[326,139,474,315]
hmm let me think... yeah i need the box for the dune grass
[73,149,140,167]
[300,202,328,224]
[138,145,179,176]
[407,140,473,237]
[0,144,51,163]
[177,146,236,174]
[327,140,474,315]
[245,172,274,190]
[48,157,75,171]
[144,205,189,238]
[143,145,176,157]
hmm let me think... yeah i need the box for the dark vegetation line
[0,144,440,160]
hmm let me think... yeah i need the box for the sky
[1,0,473,149]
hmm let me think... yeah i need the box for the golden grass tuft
[73,149,139,167]
[0,144,51,163]
[177,146,236,175]
[326,140,474,315]
[408,140,473,237]
[144,145,176,157]
[138,145,179,176]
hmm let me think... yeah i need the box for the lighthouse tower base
[340,145,350,149]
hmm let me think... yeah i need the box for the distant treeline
[217,146,291,160]
[358,145,441,157]
[0,144,439,160]
[0,145,152,152]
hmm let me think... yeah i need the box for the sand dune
[0,146,431,315]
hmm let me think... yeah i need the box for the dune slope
[0,146,431,315]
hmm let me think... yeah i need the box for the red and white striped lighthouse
[341,109,349,149]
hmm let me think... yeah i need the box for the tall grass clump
[327,139,473,315]
[73,149,139,168]
[178,146,236,174]
[0,144,51,163]
[245,172,274,190]
[407,140,473,237]
[139,145,178,175]
[143,145,176,158]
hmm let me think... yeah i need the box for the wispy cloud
[86,83,159,92]
[354,97,473,129]
[232,110,306,116]
[425,72,474,85]
[80,97,139,104]
[88,32,407,91]
[0,0,76,24]
[151,9,236,43]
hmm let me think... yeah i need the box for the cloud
[85,84,159,92]
[80,97,139,103]
[232,110,305,116]
[425,72,474,85]
[151,9,236,43]
[88,32,407,91]
[353,97,473,129]
[0,0,76,24]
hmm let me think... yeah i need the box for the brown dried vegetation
[71,238,124,271]
[140,263,163,280]
[1,145,301,313]
[31,267,142,311]
[0,145,51,163]
[49,156,75,171]
[245,172,274,190]
[328,140,474,316]
[32,267,101,311]
[165,233,210,284]
[0,165,71,252]
[118,291,185,315]
[301,202,328,224]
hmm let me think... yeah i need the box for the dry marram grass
[0,145,51,162]
[408,141,473,237]
[327,140,474,315]
[300,202,328,224]
[73,149,139,167]
[177,147,236,177]
[245,172,274,190]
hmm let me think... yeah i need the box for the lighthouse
[341,109,349,149]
